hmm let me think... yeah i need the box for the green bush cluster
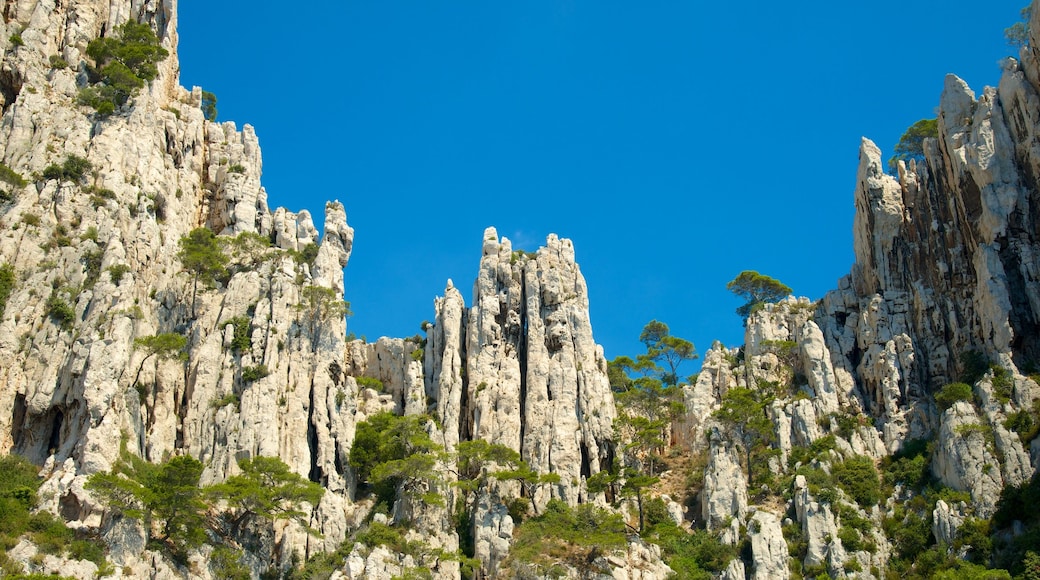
[241,364,269,383]
[0,163,27,188]
[88,449,321,565]
[882,438,932,492]
[833,455,882,508]
[224,316,252,354]
[935,382,974,411]
[0,454,110,575]
[0,263,15,319]
[506,499,627,576]
[78,21,168,115]
[990,366,1013,404]
[42,155,92,183]
[46,291,76,329]
[355,376,384,392]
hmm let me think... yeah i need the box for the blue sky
[178,1,1025,372]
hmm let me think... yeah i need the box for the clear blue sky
[178,1,1025,371]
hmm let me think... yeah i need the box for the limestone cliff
[4,0,1040,578]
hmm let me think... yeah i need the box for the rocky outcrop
[748,510,789,580]
[462,228,617,509]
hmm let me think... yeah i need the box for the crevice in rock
[306,382,321,484]
[47,409,63,455]
[10,393,26,448]
[579,444,591,480]
[0,66,22,116]
[459,312,471,443]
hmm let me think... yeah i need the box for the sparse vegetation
[888,118,939,173]
[935,382,974,410]
[241,364,270,383]
[78,21,169,115]
[41,155,92,183]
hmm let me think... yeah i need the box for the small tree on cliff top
[727,270,792,322]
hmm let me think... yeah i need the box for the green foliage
[88,449,206,557]
[227,163,246,174]
[9,33,23,47]
[80,21,169,115]
[107,263,131,285]
[882,438,932,491]
[0,263,15,319]
[41,155,92,182]
[1004,400,1040,443]
[222,316,252,354]
[643,520,734,578]
[207,456,323,535]
[288,243,320,266]
[638,320,698,386]
[726,270,792,321]
[49,54,69,69]
[990,365,1013,404]
[992,471,1040,575]
[201,90,218,121]
[46,290,76,329]
[1006,5,1032,48]
[713,386,777,487]
[298,285,351,350]
[506,499,627,576]
[178,228,228,316]
[0,163,27,188]
[349,412,444,505]
[241,364,270,383]
[888,118,938,172]
[833,455,882,507]
[20,212,40,227]
[961,351,990,385]
[211,393,240,410]
[133,333,188,381]
[210,546,250,580]
[936,382,974,410]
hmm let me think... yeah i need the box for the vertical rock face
[458,227,616,508]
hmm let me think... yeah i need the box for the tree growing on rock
[888,118,938,173]
[131,333,188,392]
[177,228,227,317]
[712,386,777,488]
[1006,5,1032,48]
[726,270,792,322]
[79,21,169,115]
[207,456,324,536]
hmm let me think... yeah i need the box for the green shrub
[46,292,76,329]
[49,54,69,69]
[241,364,269,383]
[833,455,882,507]
[42,155,92,182]
[355,376,384,391]
[201,90,217,121]
[209,546,249,580]
[211,393,239,410]
[991,365,1014,403]
[79,21,168,115]
[227,164,246,174]
[882,438,931,491]
[9,33,23,47]
[107,264,131,285]
[935,382,974,411]
[0,263,15,319]
[507,499,627,575]
[20,212,40,227]
[960,351,990,385]
[224,316,252,354]
[0,163,27,188]
[1004,401,1040,443]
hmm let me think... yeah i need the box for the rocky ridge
[1,0,1040,578]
